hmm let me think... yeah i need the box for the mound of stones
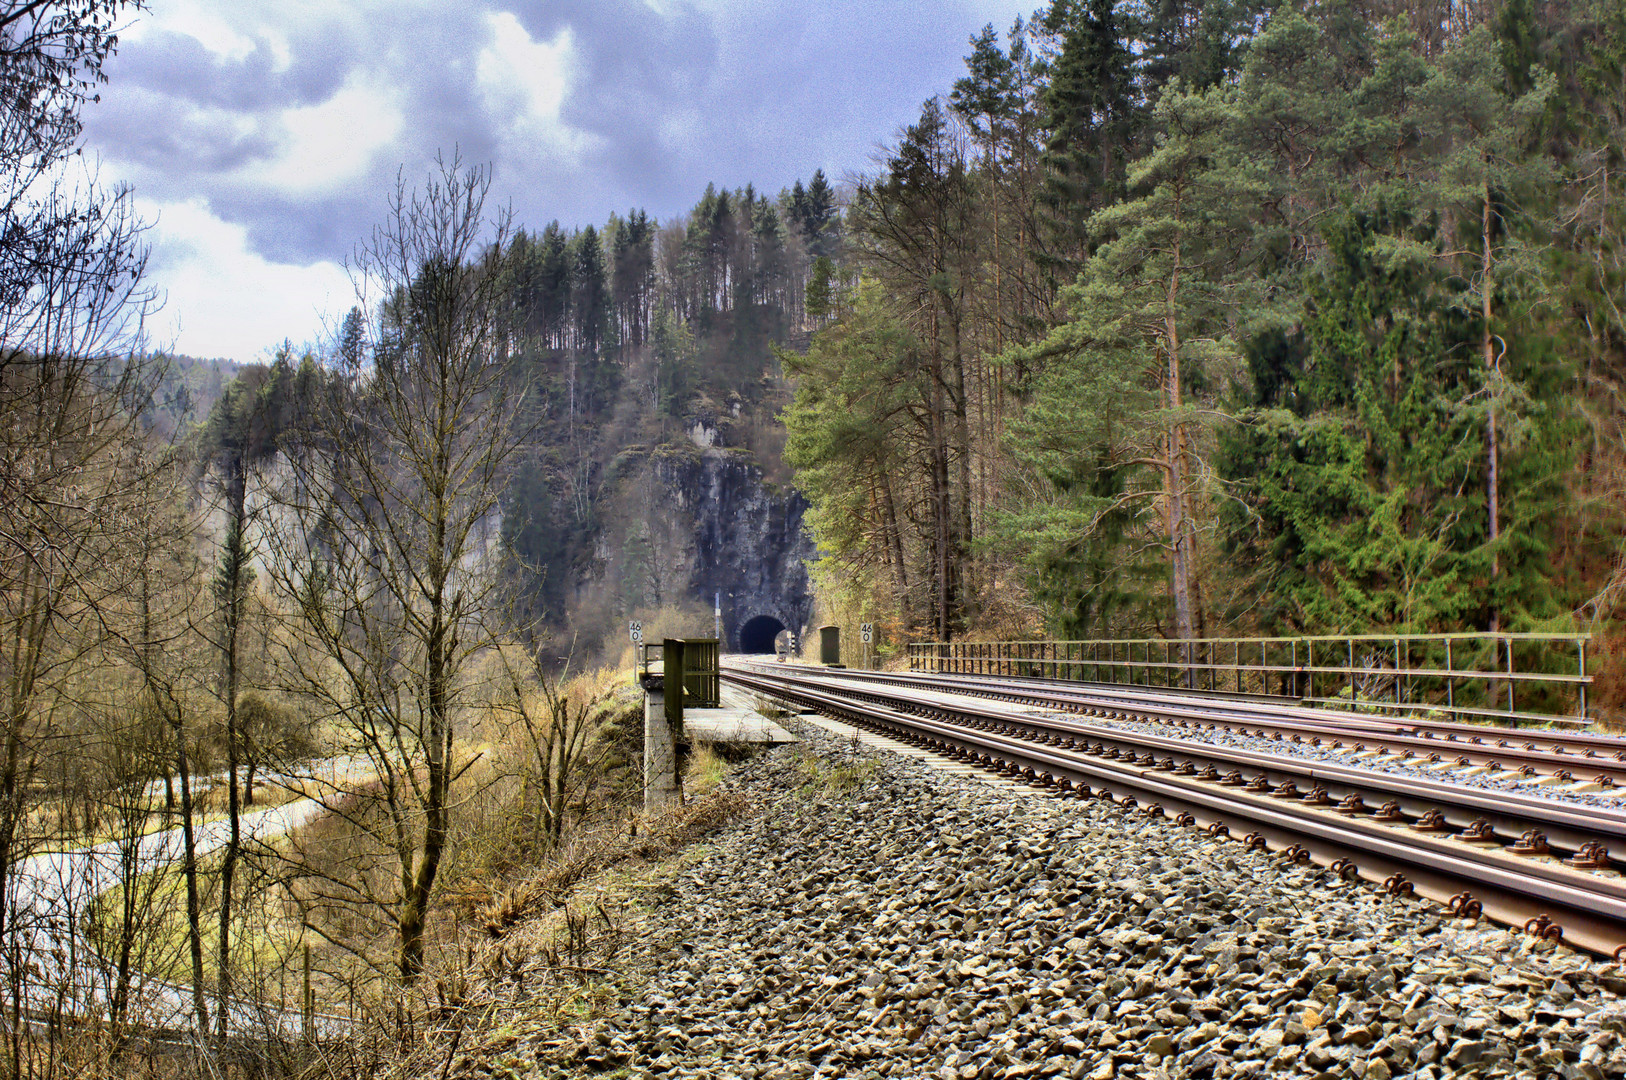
[542,721,1626,1079]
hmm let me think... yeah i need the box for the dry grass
[386,784,754,1080]
[473,787,749,938]
[684,741,727,797]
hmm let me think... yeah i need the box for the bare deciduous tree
[492,651,608,855]
[271,154,521,982]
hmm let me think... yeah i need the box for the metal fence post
[1507,636,1515,717]
[1394,637,1401,707]
[1446,637,1455,718]
[1580,638,1588,722]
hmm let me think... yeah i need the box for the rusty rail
[769,665,1626,785]
[727,663,1626,958]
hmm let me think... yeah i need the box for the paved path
[7,764,356,1038]
[682,684,799,744]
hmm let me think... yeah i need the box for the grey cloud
[90,85,280,176]
[499,0,1017,217]
[113,28,354,111]
[84,0,1027,269]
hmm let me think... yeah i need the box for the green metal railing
[907,632,1593,727]
[639,638,721,709]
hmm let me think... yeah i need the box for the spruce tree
[801,169,838,258]
[538,222,572,350]
[1036,0,1137,274]
[1221,205,1486,633]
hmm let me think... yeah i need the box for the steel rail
[750,664,1626,785]
[733,664,1626,855]
[863,665,1622,753]
[725,667,1626,958]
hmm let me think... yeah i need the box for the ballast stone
[474,716,1626,1079]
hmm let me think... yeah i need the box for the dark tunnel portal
[739,614,787,654]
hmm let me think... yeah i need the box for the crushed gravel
[464,716,1626,1080]
[767,667,1626,811]
[1079,714,1626,812]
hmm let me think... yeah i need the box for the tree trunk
[174,717,209,1037]
[923,304,952,641]
[112,835,138,1048]
[216,459,247,1041]
[944,298,975,616]
[930,383,954,641]
[0,570,48,962]
[880,472,911,629]
[1163,222,1197,682]
[401,602,451,982]
[1482,180,1501,634]
[135,560,211,1040]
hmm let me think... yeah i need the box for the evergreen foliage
[778,0,1626,658]
[472,173,838,640]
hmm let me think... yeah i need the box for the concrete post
[643,682,680,810]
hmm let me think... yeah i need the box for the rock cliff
[651,443,814,651]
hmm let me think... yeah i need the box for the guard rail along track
[723,661,1626,961]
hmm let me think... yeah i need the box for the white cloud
[141,198,351,361]
[124,0,259,61]
[477,11,596,159]
[257,75,404,196]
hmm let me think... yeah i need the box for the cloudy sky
[82,0,1034,363]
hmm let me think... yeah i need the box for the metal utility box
[682,637,720,707]
[641,637,721,730]
[819,624,841,667]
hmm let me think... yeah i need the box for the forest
[781,0,1626,716]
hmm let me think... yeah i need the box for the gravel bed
[1075,713,1626,811]
[494,718,1626,1079]
[784,670,1626,811]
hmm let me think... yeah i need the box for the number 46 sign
[629,620,643,643]
[860,622,874,644]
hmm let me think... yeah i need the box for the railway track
[723,661,1626,959]
[766,664,1626,785]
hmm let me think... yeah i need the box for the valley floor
[440,720,1626,1080]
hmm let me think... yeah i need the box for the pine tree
[1412,23,1557,630]
[1036,0,1138,273]
[1009,80,1259,656]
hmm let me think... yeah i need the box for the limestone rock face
[650,444,814,651]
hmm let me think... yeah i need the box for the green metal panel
[683,637,720,707]
[819,625,840,666]
[663,638,685,734]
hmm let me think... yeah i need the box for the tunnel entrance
[739,614,787,654]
